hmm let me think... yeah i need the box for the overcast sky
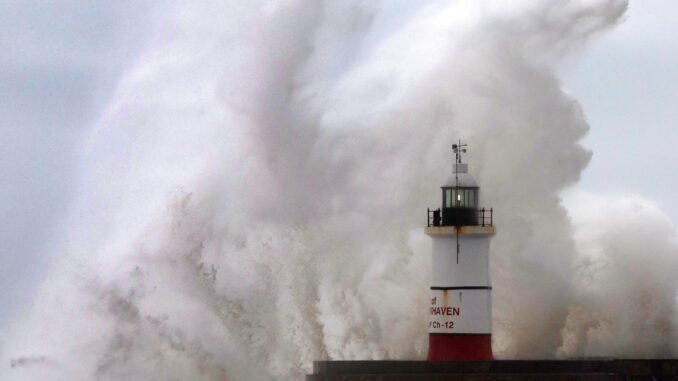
[0,0,158,325]
[562,1,678,214]
[1,0,677,327]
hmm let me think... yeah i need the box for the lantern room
[440,163,479,226]
[427,143,492,228]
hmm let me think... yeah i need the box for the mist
[3,1,677,380]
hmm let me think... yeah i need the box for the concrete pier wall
[306,360,678,380]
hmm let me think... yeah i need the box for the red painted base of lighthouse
[427,334,493,361]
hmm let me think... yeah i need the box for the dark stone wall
[306,360,678,381]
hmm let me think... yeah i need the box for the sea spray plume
[2,1,388,379]
[323,0,627,357]
[0,0,646,380]
[454,1,626,356]
[559,193,678,358]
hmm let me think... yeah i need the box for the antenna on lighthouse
[451,139,468,264]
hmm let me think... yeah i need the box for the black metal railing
[427,207,493,227]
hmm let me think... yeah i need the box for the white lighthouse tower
[426,141,495,361]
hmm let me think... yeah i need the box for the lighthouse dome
[442,163,478,188]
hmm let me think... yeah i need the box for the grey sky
[0,0,158,325]
[1,0,677,328]
[562,0,678,215]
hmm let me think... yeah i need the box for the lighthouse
[426,141,495,361]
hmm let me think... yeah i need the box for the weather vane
[452,139,467,164]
